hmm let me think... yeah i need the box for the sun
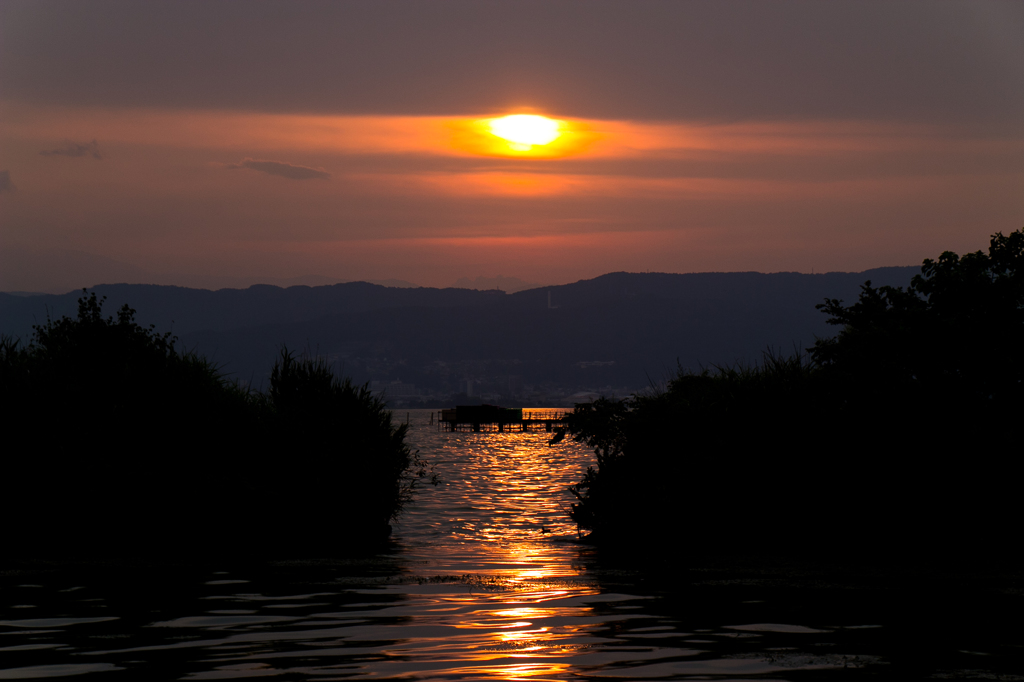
[487,114,563,151]
[449,113,595,158]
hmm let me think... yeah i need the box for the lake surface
[2,409,1022,680]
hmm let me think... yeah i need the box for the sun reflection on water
[388,412,608,679]
[448,662,573,682]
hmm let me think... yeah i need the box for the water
[2,409,1023,680]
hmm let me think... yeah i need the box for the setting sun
[448,113,597,158]
[487,115,562,150]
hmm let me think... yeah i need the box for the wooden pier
[437,406,570,432]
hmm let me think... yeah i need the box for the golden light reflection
[494,621,534,630]
[494,608,549,619]
[390,424,603,682]
[448,662,573,681]
[455,560,599,678]
[495,622,551,644]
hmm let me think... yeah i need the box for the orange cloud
[4,100,1020,287]
[339,169,986,201]
[8,102,1008,164]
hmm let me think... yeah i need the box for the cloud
[226,158,330,180]
[40,139,102,159]
[4,3,1023,127]
[0,171,13,193]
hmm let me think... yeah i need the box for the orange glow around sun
[449,113,599,158]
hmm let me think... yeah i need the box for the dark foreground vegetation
[1,293,426,559]
[567,229,1024,562]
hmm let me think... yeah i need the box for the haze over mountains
[0,247,539,295]
[1,268,918,403]
[0,246,425,294]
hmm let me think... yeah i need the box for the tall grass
[565,349,1019,563]
[566,352,824,545]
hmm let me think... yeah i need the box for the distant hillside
[1,268,919,393]
[452,275,543,293]
[0,281,499,339]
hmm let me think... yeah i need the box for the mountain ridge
[1,268,920,396]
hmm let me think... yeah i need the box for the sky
[1,0,1023,292]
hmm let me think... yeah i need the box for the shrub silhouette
[566,229,1024,561]
[2,292,419,558]
[258,349,423,550]
[567,353,833,554]
[811,228,1024,419]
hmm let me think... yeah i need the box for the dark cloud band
[227,158,330,180]
[2,2,1022,126]
[40,139,102,159]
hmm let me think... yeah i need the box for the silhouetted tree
[811,228,1024,418]
[564,229,1024,561]
[1,292,421,558]
[6,292,246,444]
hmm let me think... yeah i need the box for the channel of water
[2,409,1022,680]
